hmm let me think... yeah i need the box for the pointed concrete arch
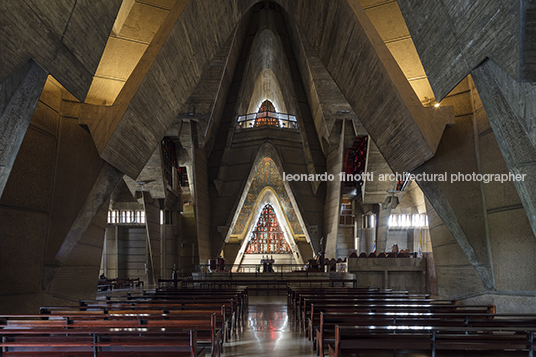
[239,26,296,116]
[225,141,312,248]
[247,68,287,114]
[232,187,304,268]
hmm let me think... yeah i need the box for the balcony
[236,111,298,130]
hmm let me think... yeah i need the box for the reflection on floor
[222,295,316,357]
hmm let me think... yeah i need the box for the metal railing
[236,111,298,130]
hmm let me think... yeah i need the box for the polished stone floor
[221,295,316,357]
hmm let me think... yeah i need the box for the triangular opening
[232,186,303,269]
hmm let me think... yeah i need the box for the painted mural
[232,157,304,236]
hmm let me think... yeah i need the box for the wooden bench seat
[315,312,536,356]
[301,299,464,334]
[328,324,536,357]
[65,300,238,339]
[1,286,251,356]
[290,290,442,327]
[1,315,220,357]
[0,327,205,357]
[289,289,426,315]
[115,277,144,289]
[39,308,231,344]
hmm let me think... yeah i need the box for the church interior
[1,0,536,355]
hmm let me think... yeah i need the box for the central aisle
[222,295,316,357]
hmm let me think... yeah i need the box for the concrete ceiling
[359,0,435,103]
[72,0,453,206]
[85,0,176,105]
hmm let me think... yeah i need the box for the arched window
[245,204,291,254]
[258,99,275,113]
[255,100,278,127]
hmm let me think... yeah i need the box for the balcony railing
[236,111,298,130]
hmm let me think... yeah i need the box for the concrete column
[161,210,180,279]
[361,228,376,254]
[193,147,211,262]
[0,61,47,197]
[141,194,161,284]
[375,207,391,253]
[103,226,118,279]
[324,122,345,258]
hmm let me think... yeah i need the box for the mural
[232,158,304,235]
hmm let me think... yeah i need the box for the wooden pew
[115,277,144,289]
[1,314,221,357]
[306,302,493,345]
[328,324,536,357]
[120,293,245,325]
[0,326,205,356]
[46,287,246,341]
[300,298,459,335]
[71,300,237,339]
[287,287,387,308]
[97,278,115,291]
[315,310,532,356]
[82,297,239,327]
[289,288,434,327]
[1,286,249,356]
[39,305,230,348]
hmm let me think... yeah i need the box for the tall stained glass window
[245,204,291,254]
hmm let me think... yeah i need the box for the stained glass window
[343,136,368,191]
[255,100,279,127]
[259,100,275,112]
[245,204,291,254]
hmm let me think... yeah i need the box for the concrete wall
[348,257,427,293]
[101,226,118,279]
[160,211,180,279]
[0,78,121,313]
[117,227,146,280]
[414,78,536,309]
[336,225,355,259]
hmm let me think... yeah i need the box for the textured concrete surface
[1,0,121,100]
[0,76,123,313]
[398,0,520,100]
[414,115,494,290]
[279,0,454,174]
[348,257,427,293]
[472,60,536,240]
[0,61,47,197]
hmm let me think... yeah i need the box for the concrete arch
[247,68,287,114]
[225,141,312,248]
[239,27,295,116]
[232,187,304,268]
